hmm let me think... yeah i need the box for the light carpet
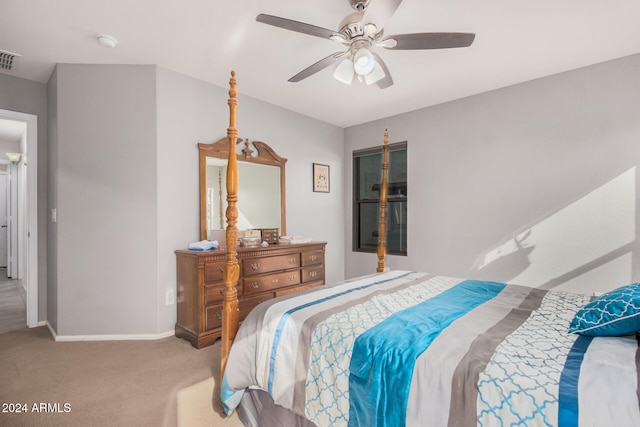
[0,326,243,427]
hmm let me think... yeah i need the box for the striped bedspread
[222,271,640,427]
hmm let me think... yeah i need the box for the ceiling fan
[256,0,475,89]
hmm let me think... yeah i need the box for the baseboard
[43,323,175,342]
[45,321,57,340]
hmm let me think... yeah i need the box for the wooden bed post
[221,71,240,375]
[377,129,389,273]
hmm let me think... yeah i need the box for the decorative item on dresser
[258,228,279,244]
[175,241,326,349]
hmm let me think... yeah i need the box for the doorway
[0,174,8,269]
[0,109,38,329]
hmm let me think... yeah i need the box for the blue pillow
[569,283,640,336]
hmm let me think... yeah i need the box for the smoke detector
[0,49,21,72]
[97,34,118,48]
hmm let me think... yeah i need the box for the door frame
[0,171,8,270]
[0,109,38,327]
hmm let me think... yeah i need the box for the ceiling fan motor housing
[339,12,365,38]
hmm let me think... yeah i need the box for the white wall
[344,53,640,295]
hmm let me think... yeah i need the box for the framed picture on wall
[313,163,330,193]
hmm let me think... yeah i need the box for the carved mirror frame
[199,137,287,240]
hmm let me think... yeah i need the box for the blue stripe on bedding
[267,271,414,394]
[348,280,507,427]
[558,335,593,427]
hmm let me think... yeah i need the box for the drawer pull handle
[290,275,296,281]
[272,278,279,283]
[216,312,222,320]
[251,263,260,270]
[219,289,224,295]
[289,258,296,264]
[310,270,317,278]
[310,255,316,261]
[219,267,224,273]
[251,282,259,289]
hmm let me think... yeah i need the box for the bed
[217,71,640,426]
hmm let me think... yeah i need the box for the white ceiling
[1,0,640,128]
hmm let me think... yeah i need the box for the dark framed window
[353,142,407,255]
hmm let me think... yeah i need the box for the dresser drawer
[205,304,223,330]
[204,262,225,284]
[243,254,300,276]
[302,265,324,283]
[243,270,301,296]
[301,250,324,266]
[206,290,267,330]
[274,281,323,298]
[205,282,243,304]
[239,294,273,320]
[205,283,225,304]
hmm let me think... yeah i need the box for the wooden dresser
[175,241,327,348]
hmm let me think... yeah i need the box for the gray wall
[0,140,20,153]
[47,68,58,330]
[0,73,48,321]
[50,64,159,335]
[156,68,345,333]
[12,51,638,336]
[344,53,640,295]
[44,64,344,337]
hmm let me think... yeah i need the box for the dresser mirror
[199,137,287,240]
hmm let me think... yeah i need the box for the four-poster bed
[216,71,640,426]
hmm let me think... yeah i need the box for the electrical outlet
[166,288,175,305]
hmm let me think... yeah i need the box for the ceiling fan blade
[382,32,475,50]
[289,51,350,82]
[371,52,393,89]
[361,0,403,31]
[256,14,344,40]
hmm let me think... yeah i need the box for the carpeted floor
[0,326,243,427]
[0,275,26,335]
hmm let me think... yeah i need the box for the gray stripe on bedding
[636,334,640,412]
[404,284,537,427]
[289,273,435,415]
[446,287,547,427]
[239,389,319,427]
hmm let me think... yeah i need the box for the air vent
[0,49,21,72]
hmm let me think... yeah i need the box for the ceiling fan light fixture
[256,4,476,89]
[353,47,375,75]
[364,61,385,85]
[333,58,355,84]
